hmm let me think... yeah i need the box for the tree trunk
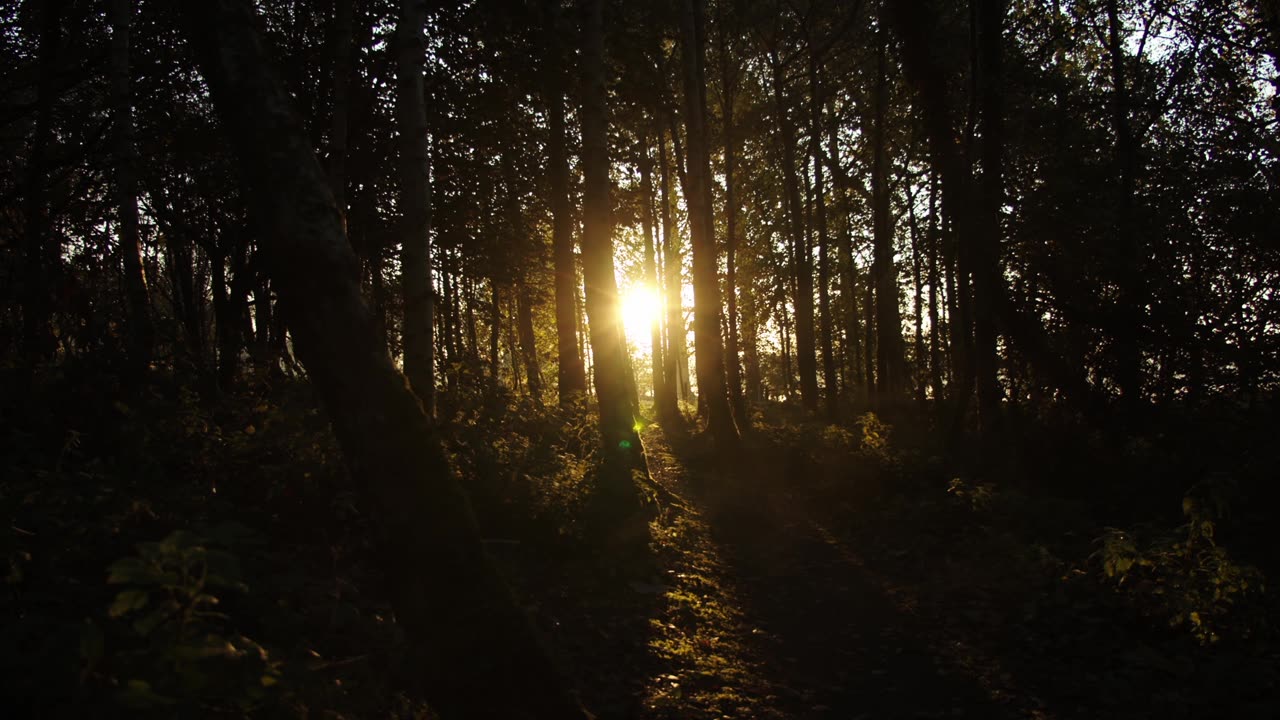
[871,29,906,404]
[580,0,649,483]
[927,166,945,401]
[517,280,544,403]
[809,49,838,422]
[639,128,671,419]
[328,0,352,226]
[397,0,435,416]
[213,238,251,389]
[827,117,863,401]
[21,0,64,362]
[182,4,588,716]
[1106,0,1143,404]
[657,123,686,424]
[679,0,739,448]
[769,48,820,413]
[662,108,694,407]
[489,279,502,381]
[542,0,588,404]
[716,12,748,428]
[909,193,926,404]
[890,0,1096,417]
[111,0,154,371]
[973,0,1005,432]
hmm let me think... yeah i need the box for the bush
[91,526,282,711]
[1095,476,1267,644]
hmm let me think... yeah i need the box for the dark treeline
[2,0,1279,717]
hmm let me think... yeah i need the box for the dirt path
[633,427,1026,719]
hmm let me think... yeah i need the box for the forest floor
[4,377,1279,718]
[498,420,1280,720]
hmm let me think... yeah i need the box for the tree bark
[542,0,588,404]
[679,0,739,448]
[871,28,906,404]
[639,128,672,420]
[181,3,587,716]
[328,0,352,228]
[580,0,649,483]
[657,123,686,424]
[716,8,748,428]
[769,48,820,413]
[809,46,838,421]
[397,0,435,416]
[111,0,154,371]
[1106,0,1143,405]
[975,0,1006,430]
[517,280,544,403]
[890,0,1097,417]
[21,0,64,362]
[927,166,945,401]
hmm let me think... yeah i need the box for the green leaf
[204,549,245,590]
[117,679,176,709]
[107,557,156,585]
[80,621,104,663]
[109,589,150,618]
[133,608,172,637]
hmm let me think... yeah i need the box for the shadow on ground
[622,425,1024,720]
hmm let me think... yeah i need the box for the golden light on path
[620,284,659,348]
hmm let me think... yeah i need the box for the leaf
[204,549,245,590]
[109,589,150,618]
[107,557,156,585]
[161,530,203,551]
[80,621,104,663]
[133,608,172,637]
[117,679,176,709]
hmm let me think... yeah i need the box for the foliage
[445,383,600,539]
[92,527,281,711]
[1095,477,1267,645]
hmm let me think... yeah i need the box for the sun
[620,284,659,348]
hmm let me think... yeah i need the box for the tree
[111,0,154,371]
[767,36,820,414]
[180,2,586,716]
[579,0,649,485]
[397,0,435,415]
[680,0,740,446]
[542,0,588,405]
[715,0,749,426]
[869,17,906,403]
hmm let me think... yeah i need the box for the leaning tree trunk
[397,0,435,416]
[580,0,649,484]
[680,0,739,448]
[111,0,154,371]
[181,3,587,717]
